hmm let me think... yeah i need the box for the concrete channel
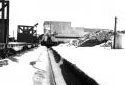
[46,47,99,85]
[14,45,99,85]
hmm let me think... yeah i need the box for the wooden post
[113,16,117,49]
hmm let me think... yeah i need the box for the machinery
[17,24,38,44]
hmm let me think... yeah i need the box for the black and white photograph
[0,0,125,85]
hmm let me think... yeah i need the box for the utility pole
[113,16,117,49]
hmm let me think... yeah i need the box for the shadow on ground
[51,48,99,85]
[8,56,18,63]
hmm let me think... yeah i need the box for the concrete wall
[112,33,125,49]
[122,34,125,48]
[114,34,125,49]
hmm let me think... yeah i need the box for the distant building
[43,21,108,42]
[43,21,71,35]
[43,21,72,42]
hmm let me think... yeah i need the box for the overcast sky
[7,0,125,37]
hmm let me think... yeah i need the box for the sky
[5,0,125,37]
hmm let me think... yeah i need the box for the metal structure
[17,24,38,43]
[0,0,9,43]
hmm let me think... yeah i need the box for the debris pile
[70,30,113,47]
[100,40,113,47]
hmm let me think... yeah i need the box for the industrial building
[43,21,106,42]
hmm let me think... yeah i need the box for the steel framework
[17,25,38,43]
[0,0,9,43]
